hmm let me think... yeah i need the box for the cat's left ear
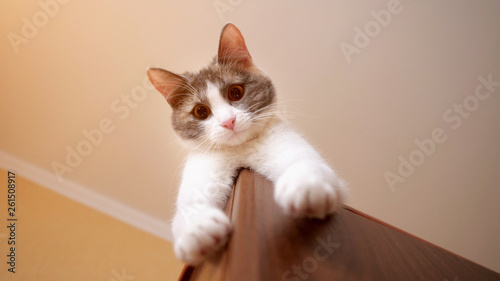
[217,23,254,69]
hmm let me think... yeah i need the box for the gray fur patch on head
[170,60,276,144]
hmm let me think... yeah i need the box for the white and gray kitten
[147,24,347,265]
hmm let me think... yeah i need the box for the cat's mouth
[225,128,247,142]
[217,125,254,147]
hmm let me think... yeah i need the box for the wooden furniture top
[180,169,500,281]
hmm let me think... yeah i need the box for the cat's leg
[171,153,237,265]
[252,124,347,218]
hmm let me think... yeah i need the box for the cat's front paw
[274,161,347,218]
[174,208,232,265]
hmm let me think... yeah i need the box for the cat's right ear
[147,68,187,107]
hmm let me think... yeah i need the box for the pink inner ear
[218,24,253,68]
[147,68,187,107]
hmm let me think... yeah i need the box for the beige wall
[1,0,499,273]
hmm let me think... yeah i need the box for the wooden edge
[343,204,500,274]
[177,173,500,279]
[177,265,194,281]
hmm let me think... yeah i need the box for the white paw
[173,208,232,265]
[274,161,347,218]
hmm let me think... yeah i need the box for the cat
[147,23,347,265]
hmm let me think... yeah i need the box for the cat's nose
[221,117,236,130]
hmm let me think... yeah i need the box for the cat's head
[148,24,276,149]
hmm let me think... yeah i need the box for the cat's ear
[147,68,187,107]
[217,23,254,68]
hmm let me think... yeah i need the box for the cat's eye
[193,104,211,120]
[228,85,244,101]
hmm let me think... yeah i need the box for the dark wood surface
[179,169,500,281]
